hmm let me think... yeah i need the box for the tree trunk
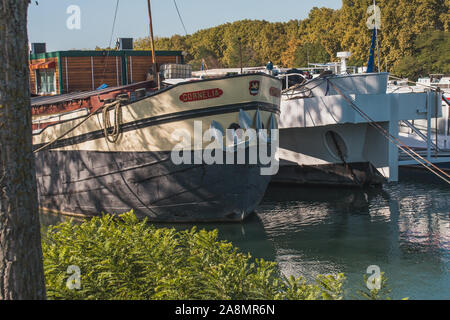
[0,0,46,300]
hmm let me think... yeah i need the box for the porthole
[324,131,348,161]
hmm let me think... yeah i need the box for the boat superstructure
[275,71,444,186]
[388,77,449,150]
[386,76,450,175]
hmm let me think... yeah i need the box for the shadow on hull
[35,150,271,222]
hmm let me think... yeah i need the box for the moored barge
[32,73,282,222]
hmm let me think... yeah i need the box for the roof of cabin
[29,50,183,60]
[30,81,154,107]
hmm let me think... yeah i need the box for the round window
[324,131,348,160]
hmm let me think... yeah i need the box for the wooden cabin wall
[29,57,59,95]
[126,55,178,84]
[30,52,182,95]
[61,56,122,93]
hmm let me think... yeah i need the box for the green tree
[132,1,449,73]
[293,42,331,67]
[393,30,450,79]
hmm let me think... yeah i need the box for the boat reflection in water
[254,182,449,299]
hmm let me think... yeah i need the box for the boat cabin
[29,45,184,96]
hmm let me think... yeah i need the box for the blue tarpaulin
[367,28,376,73]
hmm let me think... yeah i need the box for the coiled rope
[102,99,123,143]
[34,97,160,217]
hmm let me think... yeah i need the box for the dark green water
[40,178,449,300]
[260,184,448,300]
[231,181,449,300]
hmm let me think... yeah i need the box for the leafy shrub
[356,272,399,300]
[42,211,346,300]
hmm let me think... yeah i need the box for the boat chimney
[337,51,351,74]
[117,38,134,50]
[31,43,46,55]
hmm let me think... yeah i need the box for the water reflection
[40,180,449,300]
[255,183,449,300]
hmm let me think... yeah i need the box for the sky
[28,0,343,52]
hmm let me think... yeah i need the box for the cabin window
[36,69,56,94]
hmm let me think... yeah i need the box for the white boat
[275,71,444,186]
[387,76,449,151]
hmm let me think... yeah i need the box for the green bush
[356,272,400,300]
[42,211,346,300]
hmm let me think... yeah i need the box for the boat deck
[31,81,155,107]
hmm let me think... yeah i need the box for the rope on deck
[34,99,122,153]
[102,99,123,143]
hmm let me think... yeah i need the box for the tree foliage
[133,0,448,77]
[393,30,450,79]
[356,272,396,300]
[43,212,347,300]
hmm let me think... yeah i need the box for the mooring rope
[34,99,122,153]
[389,75,437,90]
[389,74,449,108]
[282,78,325,98]
[97,99,160,218]
[328,79,450,184]
[34,96,159,217]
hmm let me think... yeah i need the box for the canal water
[40,177,449,300]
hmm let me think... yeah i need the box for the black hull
[35,150,271,222]
[272,162,386,187]
[399,163,450,184]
